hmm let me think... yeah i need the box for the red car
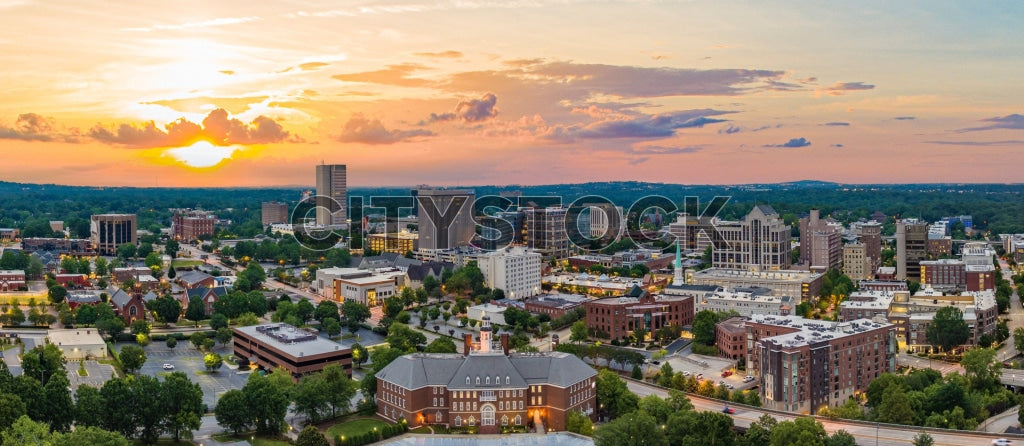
[722,406,735,414]
[721,370,733,378]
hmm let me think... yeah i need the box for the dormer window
[476,376,480,385]
[486,376,490,385]
[466,376,470,385]
[506,376,510,385]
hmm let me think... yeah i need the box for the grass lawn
[171,259,203,268]
[77,368,88,377]
[325,418,390,440]
[212,433,291,446]
[409,426,432,434]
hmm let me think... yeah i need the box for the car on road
[162,364,174,370]
[719,380,726,386]
[682,371,690,377]
[992,439,1012,446]
[696,373,703,380]
[721,370,733,378]
[722,405,735,414]
[727,384,735,389]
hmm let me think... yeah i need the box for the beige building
[842,243,872,281]
[47,329,107,360]
[523,206,571,260]
[799,209,842,271]
[711,205,791,271]
[368,232,418,254]
[477,246,542,300]
[261,201,290,227]
[90,214,137,255]
[896,219,928,281]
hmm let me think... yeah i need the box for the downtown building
[799,209,842,272]
[687,267,823,302]
[709,205,792,271]
[477,246,543,300]
[746,314,896,415]
[415,188,476,251]
[233,323,352,380]
[374,316,597,432]
[315,164,347,227]
[523,207,571,260]
[896,219,928,281]
[584,290,694,342]
[90,214,137,255]
[261,201,290,227]
[170,209,216,242]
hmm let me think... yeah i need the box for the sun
[165,140,241,168]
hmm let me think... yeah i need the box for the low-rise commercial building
[46,329,107,360]
[584,291,693,342]
[687,267,822,302]
[91,214,137,256]
[171,209,216,242]
[523,294,587,319]
[20,238,94,256]
[232,323,352,380]
[367,232,419,254]
[695,288,794,317]
[0,270,26,291]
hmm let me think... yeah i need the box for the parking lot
[661,352,759,392]
[121,343,251,408]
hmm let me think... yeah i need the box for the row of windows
[467,375,512,385]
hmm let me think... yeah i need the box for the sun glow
[165,141,240,168]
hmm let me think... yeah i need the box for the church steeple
[673,239,684,285]
[478,311,492,354]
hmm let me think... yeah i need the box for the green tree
[215,327,234,346]
[770,417,826,446]
[926,306,970,353]
[214,389,250,434]
[51,426,131,446]
[912,431,934,446]
[875,385,915,425]
[637,395,673,424]
[160,372,203,441]
[22,343,67,385]
[314,300,340,322]
[351,343,368,369]
[149,296,182,324]
[387,322,427,352]
[425,337,458,353]
[130,320,150,335]
[742,414,777,446]
[119,345,146,374]
[595,369,639,419]
[960,347,1000,390]
[0,393,26,433]
[185,296,206,327]
[322,317,341,337]
[293,375,330,423]
[116,243,136,260]
[166,337,178,348]
[242,371,291,434]
[137,243,154,259]
[75,304,97,325]
[341,300,371,333]
[190,331,207,349]
[1,415,51,446]
[73,385,105,428]
[1013,327,1024,352]
[566,410,594,436]
[692,310,718,346]
[295,298,316,323]
[825,430,857,446]
[48,285,68,304]
[570,320,589,344]
[210,312,228,330]
[593,410,667,446]
[204,353,223,372]
[236,312,260,326]
[666,410,734,446]
[295,425,330,446]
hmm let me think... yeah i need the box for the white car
[992,439,1012,446]
[162,363,174,370]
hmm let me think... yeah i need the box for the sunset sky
[1,1,1022,187]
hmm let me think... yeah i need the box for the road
[180,245,322,303]
[626,379,1020,445]
[996,258,1023,362]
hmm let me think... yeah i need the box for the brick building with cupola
[374,315,597,433]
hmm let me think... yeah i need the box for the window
[506,376,510,384]
[476,376,481,385]
[440,398,444,406]
[519,389,523,397]
[455,416,462,427]
[499,401,503,410]
[473,402,477,411]
[482,405,495,426]
[466,377,470,385]
[502,415,509,426]
[469,416,476,426]
[515,415,522,425]
[433,397,437,406]
[486,376,490,385]
[519,401,523,410]
[436,411,442,422]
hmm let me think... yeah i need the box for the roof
[186,286,229,299]
[107,287,133,308]
[177,270,213,286]
[376,351,596,391]
[142,291,159,302]
[234,323,350,357]
[47,329,104,347]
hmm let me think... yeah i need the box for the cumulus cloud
[336,114,433,145]
[818,82,875,96]
[822,122,850,126]
[0,113,79,142]
[414,50,463,59]
[958,114,1024,132]
[764,137,811,148]
[543,109,731,142]
[88,108,290,148]
[423,93,499,124]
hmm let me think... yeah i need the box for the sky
[1,0,1023,188]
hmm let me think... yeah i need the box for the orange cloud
[88,109,291,148]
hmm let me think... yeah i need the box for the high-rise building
[668,213,714,254]
[586,204,622,239]
[896,219,928,281]
[171,209,215,242]
[261,201,289,227]
[799,209,842,271]
[523,207,570,260]
[90,214,137,255]
[858,222,882,274]
[711,205,791,271]
[415,188,475,251]
[842,243,872,281]
[315,164,347,226]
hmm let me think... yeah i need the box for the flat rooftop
[234,323,350,357]
[47,329,104,346]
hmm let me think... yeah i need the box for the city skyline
[1,1,1022,187]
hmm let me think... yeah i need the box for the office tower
[415,188,475,251]
[315,164,347,226]
[896,219,928,281]
[91,214,137,255]
[261,201,289,227]
[711,205,792,271]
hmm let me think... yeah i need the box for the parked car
[696,373,704,380]
[727,384,735,389]
[722,370,733,378]
[743,376,756,383]
[162,364,174,370]
[682,371,691,377]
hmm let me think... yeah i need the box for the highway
[626,378,1020,446]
